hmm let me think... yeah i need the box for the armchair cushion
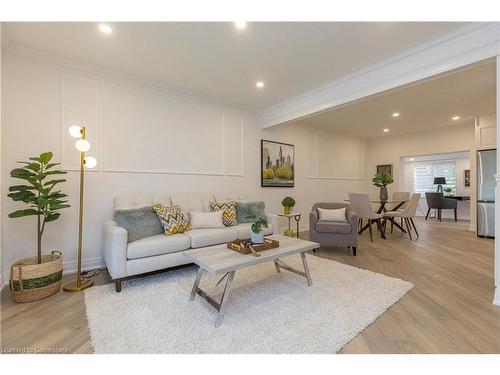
[317,207,348,222]
[316,221,352,234]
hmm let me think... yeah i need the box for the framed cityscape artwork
[261,140,295,187]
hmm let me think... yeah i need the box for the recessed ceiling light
[410,158,415,161]
[256,81,265,88]
[98,24,113,34]
[452,115,460,120]
[383,128,390,133]
[392,112,400,117]
[235,21,247,29]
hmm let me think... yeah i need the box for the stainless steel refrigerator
[477,149,496,238]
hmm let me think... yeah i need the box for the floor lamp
[63,125,98,292]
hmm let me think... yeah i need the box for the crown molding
[2,42,259,117]
[260,22,500,129]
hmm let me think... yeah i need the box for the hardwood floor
[1,217,499,354]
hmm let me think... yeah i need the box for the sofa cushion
[153,204,191,235]
[315,221,352,234]
[127,233,191,260]
[210,201,238,226]
[113,206,164,243]
[236,201,266,223]
[189,211,225,229]
[170,194,213,217]
[234,223,274,239]
[185,227,238,248]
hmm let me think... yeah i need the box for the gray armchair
[309,202,359,256]
[425,192,457,221]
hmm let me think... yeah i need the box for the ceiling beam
[260,22,500,129]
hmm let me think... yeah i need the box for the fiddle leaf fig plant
[7,152,70,264]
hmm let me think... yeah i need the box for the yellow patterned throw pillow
[210,201,238,226]
[153,204,191,235]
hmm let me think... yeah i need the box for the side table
[278,213,302,238]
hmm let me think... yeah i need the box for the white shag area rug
[85,255,413,353]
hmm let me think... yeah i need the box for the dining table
[345,199,409,236]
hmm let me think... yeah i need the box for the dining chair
[425,192,458,221]
[383,193,421,240]
[385,191,411,230]
[349,193,385,242]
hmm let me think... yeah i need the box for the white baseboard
[62,256,106,275]
[494,287,500,307]
[0,256,106,291]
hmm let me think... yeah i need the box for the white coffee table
[184,235,320,327]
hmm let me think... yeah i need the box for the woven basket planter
[9,251,63,303]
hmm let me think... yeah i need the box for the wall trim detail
[101,81,246,177]
[306,176,367,181]
[261,22,500,128]
[63,257,105,276]
[98,168,245,177]
[3,42,257,116]
[494,287,500,307]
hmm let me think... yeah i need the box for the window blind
[413,161,457,195]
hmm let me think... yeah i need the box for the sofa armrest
[347,210,359,226]
[309,211,318,232]
[102,220,128,279]
[266,213,279,235]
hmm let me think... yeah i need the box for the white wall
[0,51,366,281]
[364,123,476,228]
[0,23,3,286]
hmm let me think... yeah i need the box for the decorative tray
[227,238,279,256]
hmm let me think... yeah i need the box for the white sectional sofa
[102,194,278,292]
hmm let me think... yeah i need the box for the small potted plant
[443,187,453,196]
[7,152,70,303]
[372,173,394,201]
[249,216,268,244]
[282,196,296,215]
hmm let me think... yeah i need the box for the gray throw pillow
[114,206,163,243]
[236,201,266,223]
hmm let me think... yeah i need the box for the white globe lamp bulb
[84,156,97,169]
[75,139,90,152]
[68,125,82,138]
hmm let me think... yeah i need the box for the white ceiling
[298,61,496,139]
[2,22,469,110]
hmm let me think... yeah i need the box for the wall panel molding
[60,72,101,171]
[101,82,245,177]
[306,131,365,181]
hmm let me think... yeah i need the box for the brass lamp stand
[63,125,97,292]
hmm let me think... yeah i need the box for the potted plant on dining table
[372,173,394,202]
